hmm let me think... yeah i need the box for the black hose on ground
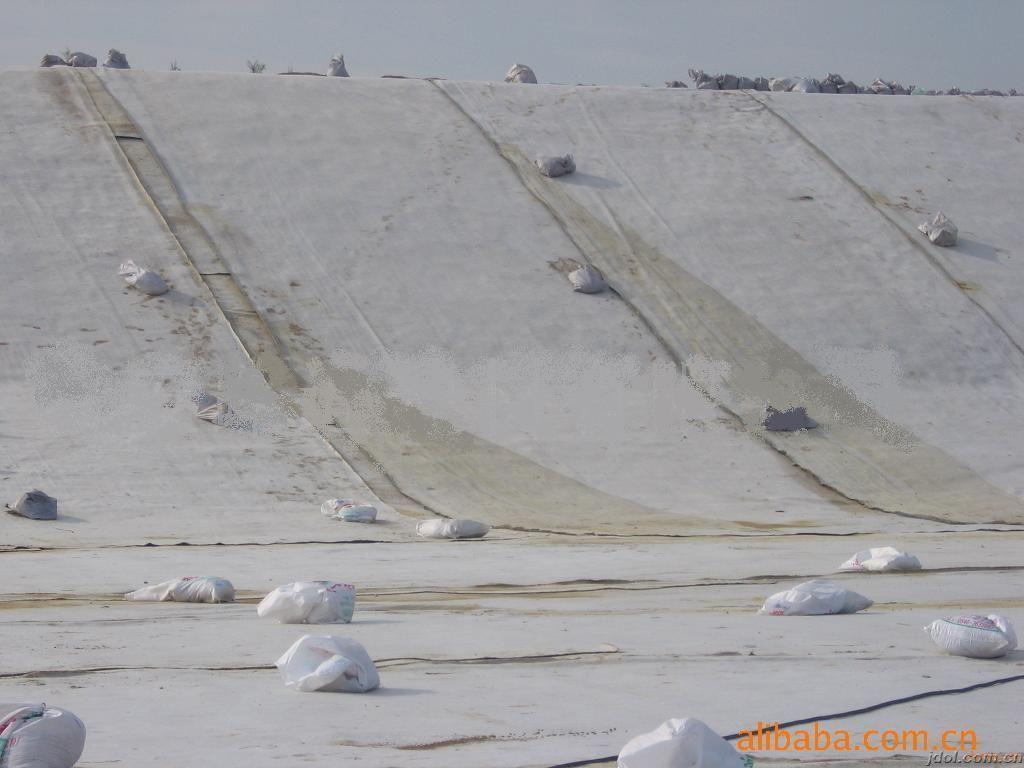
[545,672,1024,768]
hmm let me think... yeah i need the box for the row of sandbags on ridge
[669,68,1024,95]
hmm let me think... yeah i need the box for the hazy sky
[5,0,1023,90]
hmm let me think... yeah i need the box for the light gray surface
[2,70,1023,766]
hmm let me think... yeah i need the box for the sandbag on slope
[125,576,235,603]
[759,580,872,615]
[275,635,379,692]
[321,498,378,523]
[536,154,576,178]
[917,211,958,247]
[66,52,97,68]
[568,264,608,293]
[39,54,66,68]
[119,260,169,295]
[618,717,747,768]
[258,582,356,624]
[5,490,58,520]
[0,704,86,768]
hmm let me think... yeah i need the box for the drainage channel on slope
[430,80,1024,527]
[73,68,431,520]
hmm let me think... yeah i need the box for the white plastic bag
[275,635,379,693]
[321,498,378,523]
[918,211,958,247]
[258,581,356,624]
[0,704,86,768]
[925,615,1017,659]
[839,547,921,572]
[618,717,747,768]
[535,154,576,178]
[568,264,608,294]
[119,260,169,295]
[769,77,797,92]
[5,490,58,521]
[327,54,349,77]
[416,518,490,539]
[194,392,233,426]
[505,64,537,84]
[125,576,235,603]
[759,579,872,616]
[103,49,130,69]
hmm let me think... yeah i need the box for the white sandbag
[0,704,86,768]
[763,405,817,431]
[568,264,608,294]
[925,615,1017,659]
[258,581,356,624]
[321,498,378,523]
[327,54,349,77]
[275,635,379,693]
[535,154,576,178]
[66,52,97,68]
[505,64,537,84]
[416,518,490,539]
[617,717,747,768]
[5,490,58,521]
[839,546,921,572]
[769,77,797,92]
[118,260,169,295]
[40,54,67,68]
[759,579,872,616]
[103,49,130,69]
[125,576,235,603]
[790,78,820,93]
[917,211,958,247]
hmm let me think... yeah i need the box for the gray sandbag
[568,264,607,294]
[327,54,349,77]
[838,80,860,94]
[688,69,718,90]
[753,76,770,91]
[67,51,97,68]
[0,704,86,768]
[763,405,817,432]
[5,490,58,520]
[944,87,963,96]
[535,154,576,178]
[664,80,688,88]
[918,211,958,247]
[40,54,67,67]
[505,63,537,84]
[736,76,755,90]
[791,78,821,93]
[103,49,130,69]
